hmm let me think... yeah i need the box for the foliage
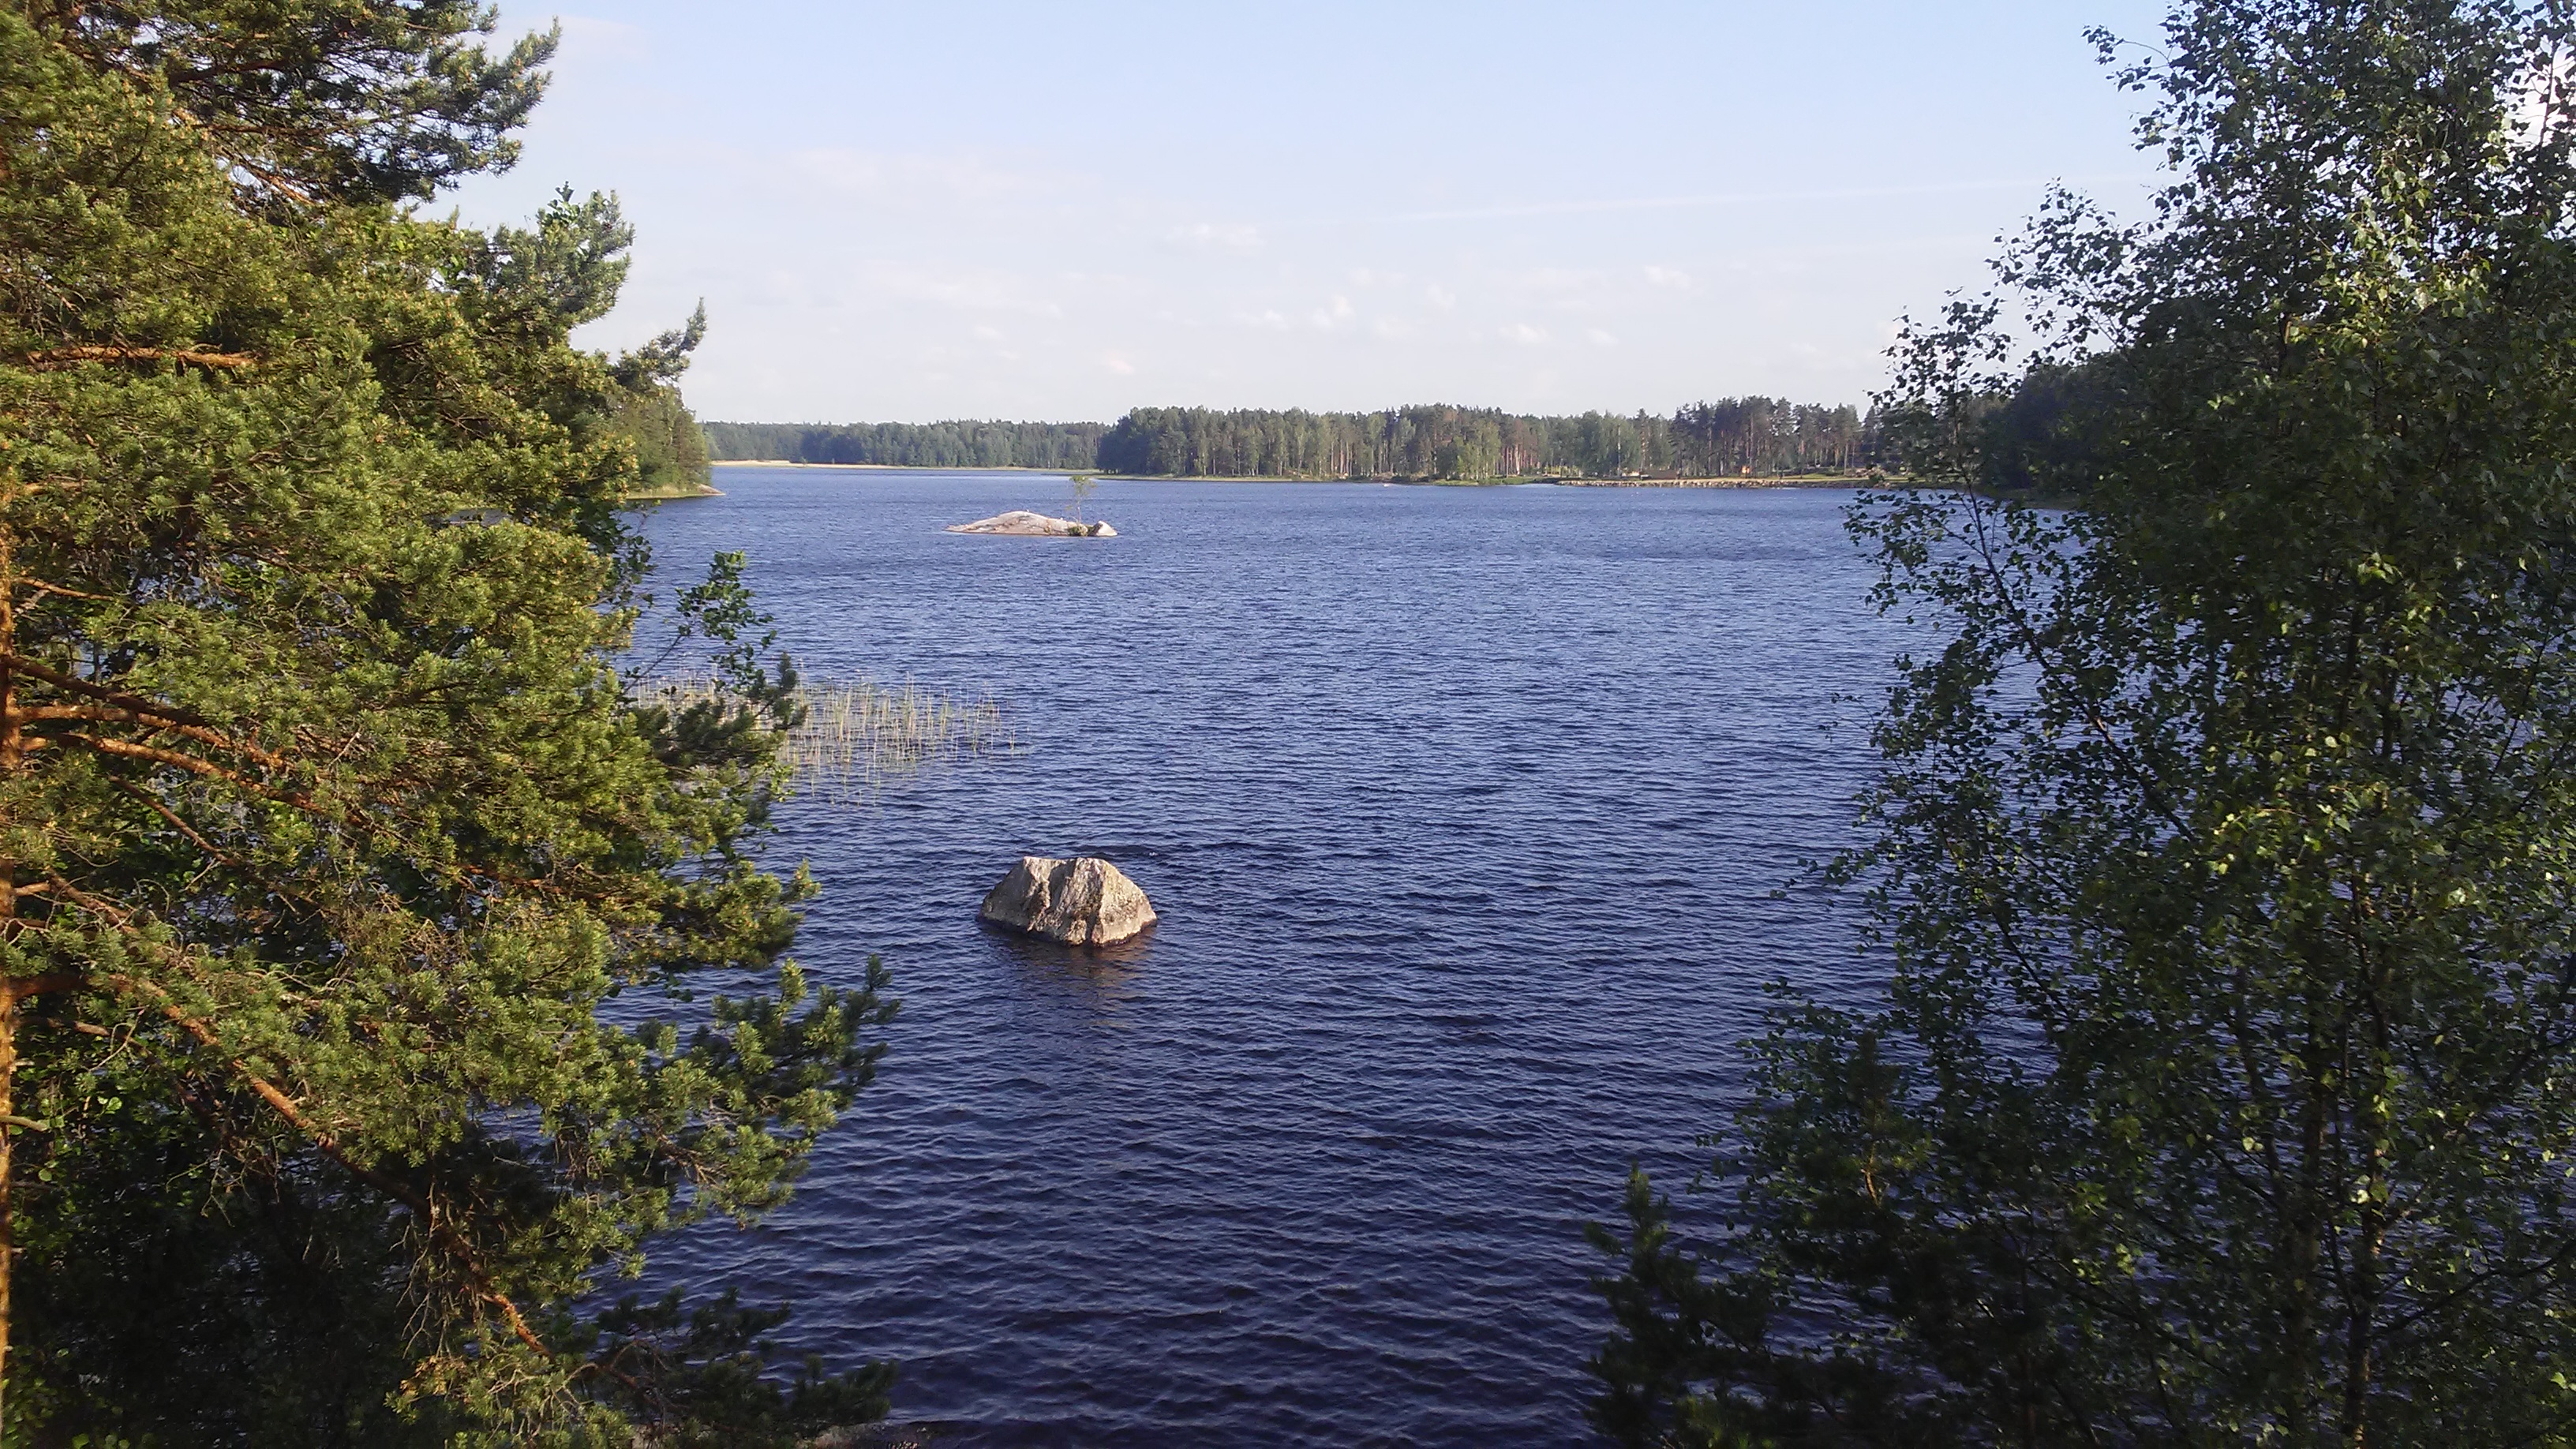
[1671,399,1874,479]
[1589,0,2576,1443]
[703,401,1880,481]
[1093,402,1876,481]
[0,2,889,1442]
[606,297,713,500]
[37,0,557,204]
[701,418,1107,471]
[463,185,710,500]
[575,1287,895,1445]
[612,381,714,499]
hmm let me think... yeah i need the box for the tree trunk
[0,982,17,1432]
[1,537,21,1430]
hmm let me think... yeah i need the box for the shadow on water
[978,922,1157,1015]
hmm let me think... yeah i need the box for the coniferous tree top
[29,0,555,201]
[0,2,889,1441]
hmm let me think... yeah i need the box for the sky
[441,1,2176,424]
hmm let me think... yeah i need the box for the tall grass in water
[650,677,1013,796]
[788,679,1013,794]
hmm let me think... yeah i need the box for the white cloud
[1502,323,1549,345]
[1173,221,1262,252]
[844,261,1063,317]
[1644,265,1695,290]
[1510,268,1601,294]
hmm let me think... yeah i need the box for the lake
[635,468,1904,1447]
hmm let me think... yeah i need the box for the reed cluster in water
[789,678,1013,793]
[650,677,1013,796]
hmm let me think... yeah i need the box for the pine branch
[21,346,257,372]
[42,876,556,1363]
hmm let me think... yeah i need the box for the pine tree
[0,4,891,1441]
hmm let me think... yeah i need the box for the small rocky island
[946,511,1116,537]
[980,855,1157,946]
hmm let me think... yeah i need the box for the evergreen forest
[702,419,1106,471]
[702,399,1878,481]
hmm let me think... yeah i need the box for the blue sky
[443,1,2174,423]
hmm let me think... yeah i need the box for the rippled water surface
[636,469,1904,1447]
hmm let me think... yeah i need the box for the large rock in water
[945,511,1116,537]
[979,856,1157,945]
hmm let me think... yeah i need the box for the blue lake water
[634,468,1904,1447]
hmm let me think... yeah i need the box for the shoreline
[1553,474,1889,490]
[711,460,1073,473]
[710,460,1889,489]
[620,481,725,500]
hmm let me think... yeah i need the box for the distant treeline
[1098,400,1878,479]
[703,398,1881,480]
[700,419,1106,470]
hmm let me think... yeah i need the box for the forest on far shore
[702,397,1880,481]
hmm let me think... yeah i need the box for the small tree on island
[1589,0,2576,1443]
[1069,471,1099,526]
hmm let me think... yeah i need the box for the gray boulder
[979,856,1157,946]
[945,511,1116,537]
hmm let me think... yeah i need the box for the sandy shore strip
[709,460,1893,489]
